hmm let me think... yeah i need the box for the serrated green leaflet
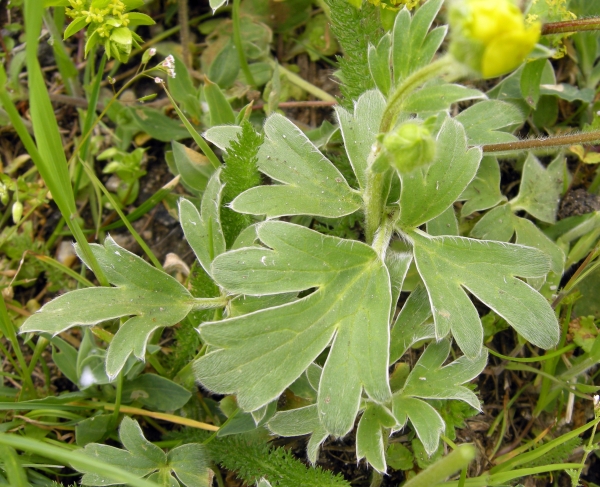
[411,231,559,358]
[335,90,387,190]
[20,237,218,378]
[195,221,391,437]
[232,114,361,218]
[397,117,482,228]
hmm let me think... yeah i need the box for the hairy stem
[364,171,387,245]
[542,17,600,35]
[192,296,229,309]
[483,130,600,153]
[380,54,457,133]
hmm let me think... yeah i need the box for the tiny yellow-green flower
[450,0,541,78]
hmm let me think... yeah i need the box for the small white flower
[168,68,176,78]
[155,77,164,84]
[148,47,156,57]
[594,395,599,407]
[162,54,175,69]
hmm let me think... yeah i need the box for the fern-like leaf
[172,429,350,487]
[220,120,263,246]
[326,0,383,108]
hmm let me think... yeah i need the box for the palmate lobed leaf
[79,417,211,487]
[194,221,392,437]
[411,231,560,358]
[231,114,362,218]
[21,237,196,378]
[391,340,487,455]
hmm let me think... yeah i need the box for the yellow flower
[450,0,541,78]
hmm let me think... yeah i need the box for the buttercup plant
[15,0,600,482]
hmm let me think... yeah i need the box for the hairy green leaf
[460,156,506,217]
[392,0,446,84]
[195,222,391,436]
[336,90,386,190]
[232,114,361,218]
[411,231,559,358]
[368,34,391,96]
[403,82,485,115]
[79,418,210,487]
[397,117,482,228]
[392,396,445,456]
[511,154,564,223]
[356,403,396,472]
[455,100,525,145]
[268,405,329,464]
[400,340,487,409]
[21,237,196,378]
[179,171,226,276]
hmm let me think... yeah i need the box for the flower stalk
[542,17,600,35]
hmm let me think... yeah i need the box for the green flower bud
[449,0,541,78]
[382,121,436,173]
[12,200,23,224]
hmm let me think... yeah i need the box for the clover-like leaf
[397,117,482,228]
[195,221,391,437]
[179,170,226,276]
[336,90,387,190]
[231,114,361,218]
[411,231,559,358]
[78,417,211,487]
[21,237,200,379]
[511,153,564,223]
